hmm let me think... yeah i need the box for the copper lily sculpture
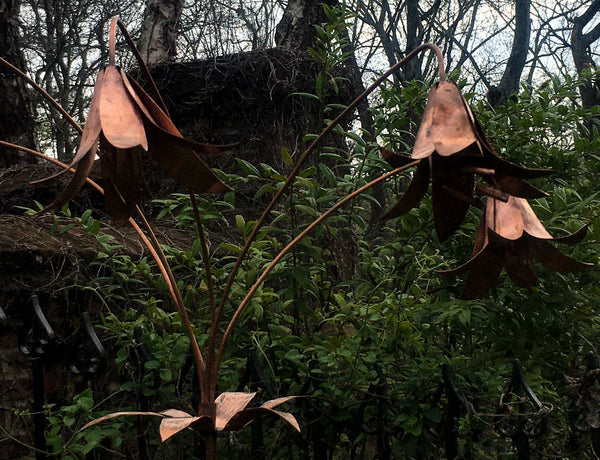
[40,19,228,226]
[439,195,592,299]
[83,392,299,441]
[1,24,594,456]
[381,80,550,241]
[37,17,300,456]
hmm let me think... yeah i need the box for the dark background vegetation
[1,0,600,458]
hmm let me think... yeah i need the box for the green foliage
[42,389,136,459]
[33,20,600,459]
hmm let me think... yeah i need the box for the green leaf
[235,214,245,231]
[281,147,294,166]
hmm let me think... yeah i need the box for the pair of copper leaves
[84,392,300,441]
[381,80,592,299]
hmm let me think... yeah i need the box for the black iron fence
[4,295,600,459]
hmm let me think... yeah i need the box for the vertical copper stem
[134,209,207,393]
[108,17,117,66]
[116,19,169,114]
[188,187,217,401]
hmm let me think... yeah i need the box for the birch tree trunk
[138,0,183,66]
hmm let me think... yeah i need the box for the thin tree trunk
[275,0,334,49]
[0,0,37,167]
[487,0,531,108]
[138,0,183,66]
[571,0,600,111]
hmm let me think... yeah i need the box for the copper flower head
[83,392,300,441]
[381,80,549,241]
[42,65,229,226]
[439,195,592,299]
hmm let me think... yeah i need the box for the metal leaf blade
[40,144,97,213]
[146,127,227,193]
[81,410,166,431]
[158,410,206,441]
[214,392,256,431]
[223,407,300,433]
[381,159,429,220]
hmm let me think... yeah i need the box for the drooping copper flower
[439,195,592,299]
[82,392,300,441]
[42,65,229,225]
[381,80,549,241]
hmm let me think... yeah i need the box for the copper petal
[486,196,526,240]
[382,159,429,219]
[413,81,479,159]
[41,143,97,213]
[214,392,256,431]
[531,238,593,273]
[461,249,504,300]
[73,69,104,163]
[488,195,556,241]
[469,116,550,179]
[439,244,504,300]
[503,243,539,289]
[509,197,553,240]
[438,212,488,272]
[120,69,182,136]
[432,156,473,241]
[119,69,228,193]
[100,139,147,226]
[121,70,233,155]
[480,151,551,179]
[145,127,227,193]
[99,66,148,150]
[552,224,589,245]
[493,174,547,199]
[33,70,104,187]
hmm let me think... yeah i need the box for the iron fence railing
[4,295,600,459]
